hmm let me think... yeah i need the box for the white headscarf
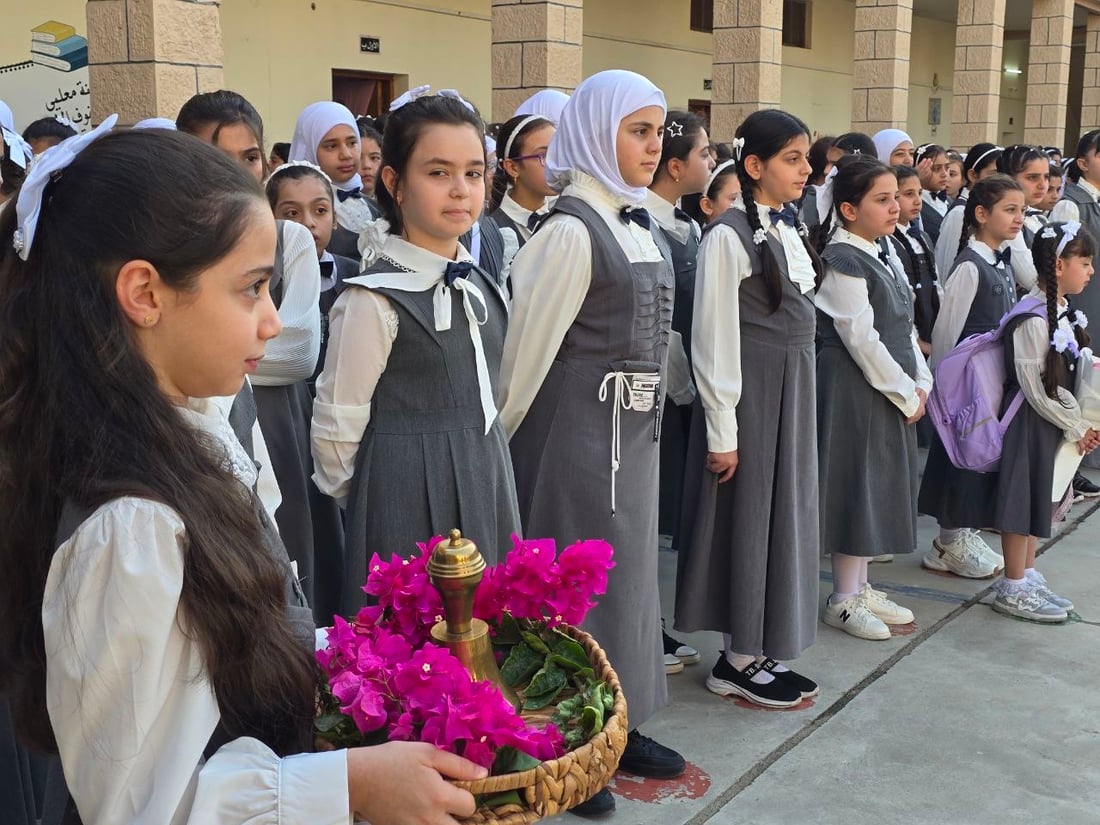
[872,128,912,165]
[514,90,570,125]
[0,100,13,134]
[289,101,362,192]
[545,70,666,205]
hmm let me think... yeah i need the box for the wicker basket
[452,624,629,824]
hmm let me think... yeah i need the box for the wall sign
[360,36,380,54]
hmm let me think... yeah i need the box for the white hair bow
[13,114,118,261]
[816,165,839,223]
[2,126,32,171]
[731,137,745,162]
[1057,221,1081,257]
[390,85,475,114]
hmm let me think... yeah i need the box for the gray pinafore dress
[656,213,700,547]
[817,241,920,558]
[918,248,1017,528]
[509,195,674,729]
[340,263,520,616]
[674,209,819,660]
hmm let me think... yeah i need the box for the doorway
[332,70,396,118]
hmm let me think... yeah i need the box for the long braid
[488,163,510,213]
[738,172,785,313]
[891,227,920,288]
[1033,231,1070,402]
[957,197,977,257]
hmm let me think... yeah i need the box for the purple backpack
[928,295,1045,473]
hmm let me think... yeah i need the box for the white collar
[500,191,547,226]
[376,234,475,274]
[177,398,258,489]
[643,189,692,243]
[832,227,883,260]
[967,237,1001,266]
[1079,178,1100,200]
[565,169,634,211]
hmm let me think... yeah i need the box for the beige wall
[999,37,1029,146]
[906,14,956,148]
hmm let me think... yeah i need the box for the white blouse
[310,236,484,506]
[1012,293,1090,442]
[497,170,666,436]
[692,197,816,453]
[815,229,933,418]
[334,195,376,237]
[931,238,1008,368]
[934,193,968,281]
[251,220,321,387]
[43,398,350,825]
[922,190,949,217]
[1049,177,1100,224]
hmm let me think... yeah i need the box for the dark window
[691,0,714,33]
[782,0,811,48]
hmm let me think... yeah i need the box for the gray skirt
[817,345,919,557]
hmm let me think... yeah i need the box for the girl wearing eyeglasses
[488,113,557,257]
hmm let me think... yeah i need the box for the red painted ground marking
[889,622,918,636]
[729,696,816,712]
[610,762,711,803]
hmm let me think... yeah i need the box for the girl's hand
[347,741,486,825]
[707,450,738,483]
[906,389,928,425]
[1077,428,1100,455]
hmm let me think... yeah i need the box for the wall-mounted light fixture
[1004,67,1023,75]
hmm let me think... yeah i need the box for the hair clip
[265,159,333,186]
[54,114,77,130]
[1040,225,1058,240]
[389,84,432,112]
[797,221,809,238]
[852,148,861,155]
[1074,310,1089,330]
[752,227,768,246]
[915,143,934,162]
[1052,326,1080,357]
[438,89,476,113]
[14,114,118,262]
[666,120,684,138]
[731,137,745,162]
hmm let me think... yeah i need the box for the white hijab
[0,100,13,134]
[514,89,570,125]
[289,101,363,192]
[545,70,666,205]
[872,128,912,165]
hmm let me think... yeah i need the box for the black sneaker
[570,787,615,818]
[1072,472,1100,502]
[662,628,701,664]
[617,729,686,778]
[705,654,802,708]
[760,658,819,698]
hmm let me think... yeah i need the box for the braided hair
[1031,222,1096,401]
[735,109,824,312]
[1067,130,1100,184]
[488,113,552,212]
[956,173,1022,257]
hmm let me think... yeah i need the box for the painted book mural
[1,18,91,133]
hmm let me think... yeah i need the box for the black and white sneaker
[705,654,802,708]
[1072,472,1100,502]
[760,658,819,698]
[662,627,701,665]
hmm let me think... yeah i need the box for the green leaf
[313,712,348,733]
[580,704,604,736]
[478,790,525,809]
[500,642,545,687]
[493,613,523,646]
[521,630,551,655]
[551,636,590,669]
[523,662,568,709]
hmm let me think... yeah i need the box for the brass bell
[429,529,518,707]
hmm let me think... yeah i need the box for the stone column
[1023,0,1075,146]
[87,0,224,126]
[710,0,783,142]
[850,0,913,133]
[1083,14,1100,134]
[491,0,582,122]
[950,0,1007,150]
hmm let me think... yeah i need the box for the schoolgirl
[945,150,965,201]
[935,142,1003,277]
[311,92,519,616]
[498,70,683,817]
[1044,162,1064,214]
[356,117,383,199]
[872,128,915,166]
[179,91,341,624]
[814,155,931,640]
[683,160,741,226]
[487,113,556,265]
[988,221,1100,620]
[919,175,1026,578]
[802,132,875,228]
[21,116,77,155]
[914,143,951,245]
[798,134,836,221]
[0,124,484,825]
[289,101,379,259]
[995,144,1052,293]
[646,110,712,546]
[675,108,824,707]
[886,165,940,357]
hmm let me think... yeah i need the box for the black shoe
[571,787,615,818]
[662,629,701,664]
[618,729,686,778]
[760,658,818,698]
[1072,472,1100,501]
[705,654,802,708]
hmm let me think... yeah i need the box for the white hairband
[1056,221,1081,257]
[705,159,737,194]
[731,137,745,162]
[971,145,1003,170]
[389,85,475,114]
[13,114,118,261]
[265,159,333,186]
[502,115,543,163]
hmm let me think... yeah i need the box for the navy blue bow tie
[444,260,475,286]
[878,246,893,268]
[994,248,1012,267]
[319,260,335,279]
[674,207,694,224]
[337,187,363,202]
[930,190,948,202]
[769,205,799,228]
[527,211,543,232]
[907,225,923,240]
[620,206,651,230]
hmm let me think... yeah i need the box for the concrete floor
[562,472,1100,825]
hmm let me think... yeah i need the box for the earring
[144,315,154,326]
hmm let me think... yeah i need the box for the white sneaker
[966,530,1004,569]
[823,594,891,640]
[870,554,894,563]
[663,653,684,674]
[922,535,999,578]
[1027,570,1075,611]
[992,582,1067,623]
[859,583,915,625]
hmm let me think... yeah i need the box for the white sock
[759,656,789,673]
[832,553,862,601]
[938,527,963,545]
[725,651,774,684]
[1025,567,1044,583]
[858,558,870,589]
[999,575,1027,593]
